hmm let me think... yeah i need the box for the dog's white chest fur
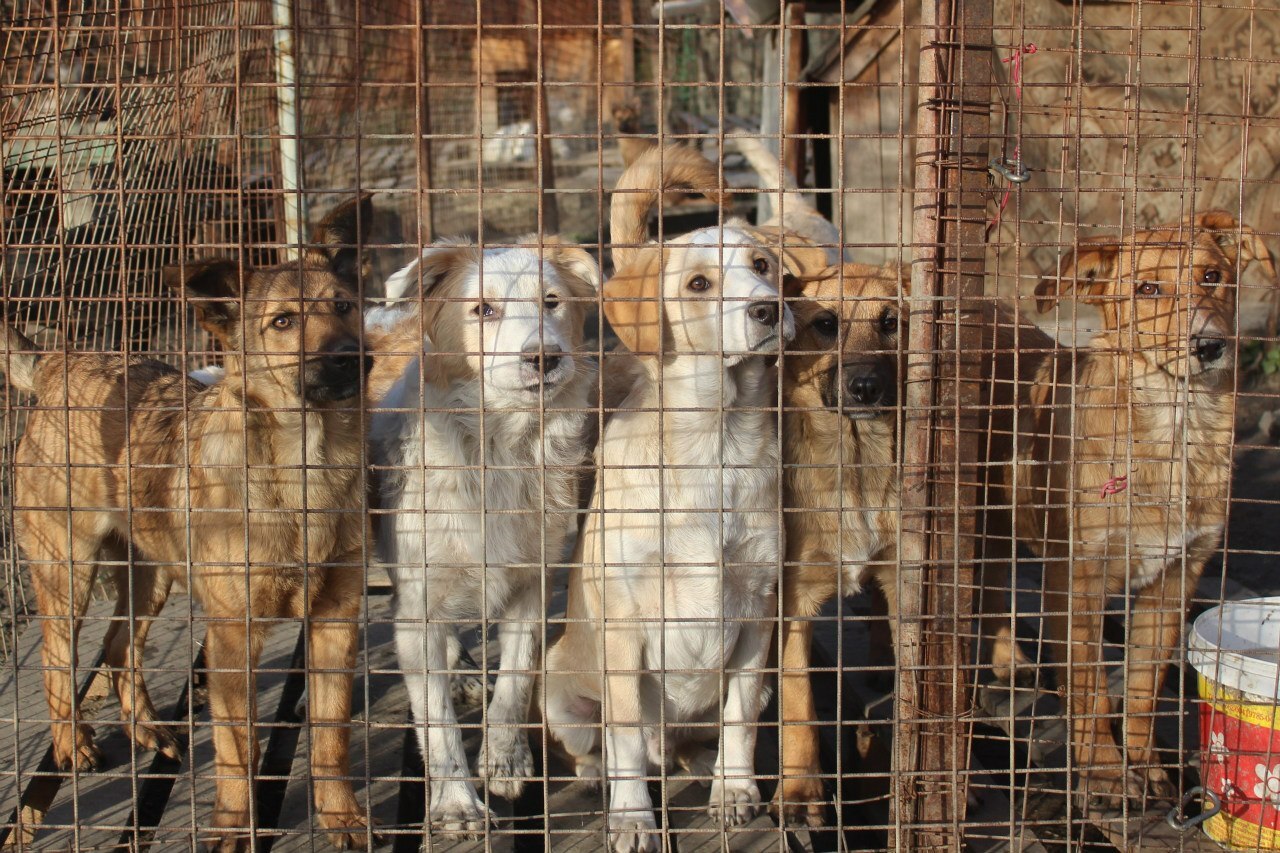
[373,360,587,618]
[599,397,781,714]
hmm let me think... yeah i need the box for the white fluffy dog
[369,239,599,835]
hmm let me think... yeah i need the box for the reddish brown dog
[4,197,376,851]
[990,211,1277,805]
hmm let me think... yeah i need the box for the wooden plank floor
[0,561,1237,852]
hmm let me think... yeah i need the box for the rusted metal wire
[1,1,1278,852]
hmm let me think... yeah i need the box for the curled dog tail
[610,144,724,270]
[1,325,40,392]
[732,131,813,219]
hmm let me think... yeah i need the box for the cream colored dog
[542,145,797,853]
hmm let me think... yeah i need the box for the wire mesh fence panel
[1,1,1278,852]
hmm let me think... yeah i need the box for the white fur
[188,364,225,385]
[734,132,847,263]
[543,221,794,853]
[371,245,597,834]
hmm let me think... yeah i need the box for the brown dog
[988,211,1278,805]
[4,197,376,851]
[778,263,1052,826]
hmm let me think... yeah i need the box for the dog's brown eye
[271,314,294,330]
[1203,268,1222,284]
[688,276,710,292]
[880,308,899,334]
[334,300,352,315]
[753,258,769,275]
[544,294,560,311]
[1137,281,1160,296]
[811,312,838,338]
[472,302,496,319]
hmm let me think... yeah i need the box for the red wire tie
[1100,474,1128,499]
[1002,42,1038,97]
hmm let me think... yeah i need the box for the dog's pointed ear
[1035,242,1118,313]
[164,258,242,336]
[604,252,665,357]
[1192,210,1279,282]
[309,193,376,282]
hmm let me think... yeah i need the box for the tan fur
[8,198,377,851]
[608,144,726,273]
[778,263,1052,826]
[989,211,1277,805]
[544,145,795,852]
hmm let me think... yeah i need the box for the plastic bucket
[1189,598,1280,848]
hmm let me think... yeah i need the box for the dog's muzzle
[747,300,793,355]
[302,341,372,403]
[823,359,897,419]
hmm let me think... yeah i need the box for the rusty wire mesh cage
[2,0,1280,851]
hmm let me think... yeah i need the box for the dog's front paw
[774,777,828,828]
[318,810,381,850]
[207,808,252,853]
[479,735,534,800]
[428,785,493,840]
[1075,766,1153,812]
[608,813,659,853]
[709,778,763,827]
[53,724,103,772]
[130,720,181,762]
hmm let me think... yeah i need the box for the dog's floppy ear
[164,258,242,337]
[1034,241,1118,313]
[383,244,472,304]
[542,239,602,298]
[741,226,831,282]
[604,253,665,356]
[309,193,376,283]
[1192,210,1279,282]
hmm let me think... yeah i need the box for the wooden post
[781,1,806,183]
[527,14,560,236]
[415,0,434,243]
[619,0,636,105]
[894,0,992,849]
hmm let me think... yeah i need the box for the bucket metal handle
[1166,786,1222,833]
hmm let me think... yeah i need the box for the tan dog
[987,211,1278,805]
[4,197,376,851]
[778,264,1053,826]
[543,145,798,853]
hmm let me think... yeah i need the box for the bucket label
[1200,676,1280,848]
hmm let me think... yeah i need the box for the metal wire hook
[1165,786,1222,833]
[988,158,1030,184]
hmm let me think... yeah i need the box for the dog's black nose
[748,301,779,327]
[1194,335,1227,364]
[847,373,884,405]
[522,343,564,374]
[323,341,365,375]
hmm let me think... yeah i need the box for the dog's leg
[1045,561,1132,807]
[602,627,658,853]
[776,570,829,828]
[542,632,603,781]
[478,586,538,800]
[103,563,179,760]
[709,613,771,829]
[28,523,104,771]
[1121,564,1192,802]
[305,564,374,849]
[204,620,266,853]
[395,614,491,838]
